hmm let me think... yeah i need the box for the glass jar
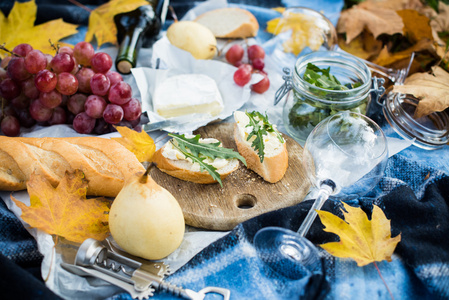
[275,51,383,144]
[382,92,449,150]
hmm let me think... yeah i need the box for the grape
[103,104,124,124]
[13,43,33,57]
[108,81,132,105]
[73,112,96,134]
[0,68,7,80]
[76,67,95,93]
[20,77,39,100]
[251,73,270,94]
[247,44,265,61]
[1,56,11,69]
[90,52,112,74]
[24,50,47,74]
[44,54,52,69]
[73,42,95,66]
[233,64,252,86]
[1,115,20,137]
[39,90,63,108]
[2,106,17,118]
[7,57,31,81]
[252,58,264,71]
[67,93,87,114]
[70,57,79,75]
[48,107,67,125]
[11,94,31,110]
[29,98,53,122]
[56,72,78,95]
[225,44,244,66]
[93,118,113,135]
[58,46,74,56]
[0,78,20,100]
[35,69,57,93]
[50,53,75,74]
[122,98,142,121]
[105,70,123,86]
[84,95,107,118]
[90,73,110,96]
[17,109,36,128]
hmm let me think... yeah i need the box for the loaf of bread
[194,7,259,38]
[153,136,240,184]
[0,136,145,197]
[233,111,288,183]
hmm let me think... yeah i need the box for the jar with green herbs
[275,51,381,144]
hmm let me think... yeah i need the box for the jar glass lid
[383,92,449,150]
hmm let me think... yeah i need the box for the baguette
[194,7,259,39]
[153,137,239,184]
[0,136,145,197]
[233,111,288,183]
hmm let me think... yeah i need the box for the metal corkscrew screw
[61,238,231,300]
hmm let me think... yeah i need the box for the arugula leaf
[168,133,247,187]
[245,111,284,163]
[304,63,353,91]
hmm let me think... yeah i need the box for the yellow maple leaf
[266,8,326,56]
[11,170,110,244]
[0,0,78,59]
[112,126,156,163]
[392,66,449,118]
[85,0,148,48]
[318,202,401,267]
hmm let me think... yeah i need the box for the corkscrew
[61,238,231,300]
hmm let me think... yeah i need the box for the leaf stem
[66,0,92,12]
[44,235,58,282]
[374,261,395,300]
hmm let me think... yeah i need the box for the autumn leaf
[392,66,449,118]
[0,0,78,58]
[337,30,383,60]
[85,0,148,48]
[11,170,110,244]
[112,126,156,163]
[266,8,326,56]
[337,6,403,44]
[318,202,401,267]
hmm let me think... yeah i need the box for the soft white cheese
[153,74,224,118]
[234,111,284,155]
[162,136,230,172]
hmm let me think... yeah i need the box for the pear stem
[140,162,154,183]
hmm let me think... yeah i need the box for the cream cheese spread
[162,136,230,172]
[234,111,284,154]
[153,74,224,118]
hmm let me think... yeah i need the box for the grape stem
[0,43,20,57]
[48,39,60,54]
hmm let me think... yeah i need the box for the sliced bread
[233,111,288,183]
[194,7,259,38]
[153,138,240,184]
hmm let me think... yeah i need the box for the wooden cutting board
[149,122,311,231]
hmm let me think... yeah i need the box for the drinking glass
[254,111,388,279]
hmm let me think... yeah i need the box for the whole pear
[166,21,217,59]
[109,171,185,260]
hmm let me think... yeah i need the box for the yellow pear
[109,171,185,260]
[166,21,217,59]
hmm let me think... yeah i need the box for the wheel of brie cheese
[153,74,224,118]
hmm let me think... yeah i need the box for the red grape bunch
[225,44,270,94]
[0,41,142,137]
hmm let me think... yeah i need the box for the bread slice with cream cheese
[233,111,288,183]
[153,136,240,184]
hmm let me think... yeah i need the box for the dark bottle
[114,0,168,74]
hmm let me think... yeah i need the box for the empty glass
[254,111,388,280]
